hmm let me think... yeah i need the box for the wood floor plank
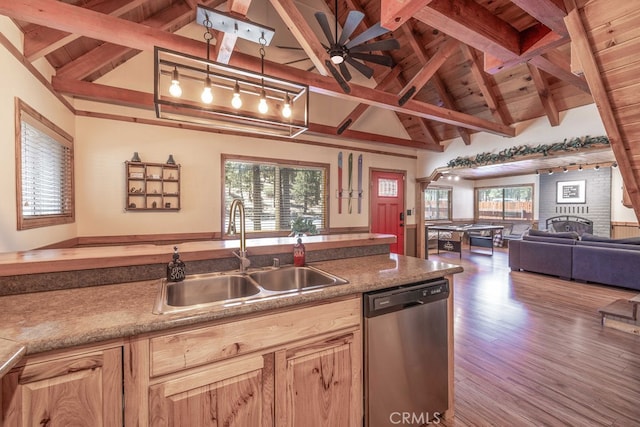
[430,248,640,426]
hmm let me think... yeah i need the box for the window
[16,99,74,230]
[223,155,328,235]
[425,187,451,220]
[476,185,533,221]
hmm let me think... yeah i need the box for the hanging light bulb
[578,165,583,171]
[258,89,269,114]
[169,66,182,97]
[201,76,213,104]
[282,93,292,118]
[231,81,243,109]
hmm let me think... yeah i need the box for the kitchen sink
[249,265,348,292]
[153,266,348,315]
[153,273,261,314]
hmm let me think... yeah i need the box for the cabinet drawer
[150,297,360,377]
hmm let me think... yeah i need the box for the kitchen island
[0,235,462,425]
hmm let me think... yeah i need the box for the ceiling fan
[314,1,400,90]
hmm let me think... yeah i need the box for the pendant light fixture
[153,5,309,137]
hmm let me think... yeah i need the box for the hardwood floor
[430,247,640,427]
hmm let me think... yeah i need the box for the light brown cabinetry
[275,330,361,427]
[0,344,123,427]
[126,161,181,211]
[125,297,362,426]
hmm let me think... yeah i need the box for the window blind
[16,100,74,229]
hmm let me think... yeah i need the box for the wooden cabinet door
[275,330,362,427]
[1,346,122,427]
[148,353,274,427]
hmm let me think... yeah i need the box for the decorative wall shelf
[125,161,181,211]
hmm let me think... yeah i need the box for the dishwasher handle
[364,279,449,317]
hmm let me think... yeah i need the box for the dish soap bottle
[293,234,306,267]
[167,246,186,282]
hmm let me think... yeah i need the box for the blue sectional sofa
[509,231,640,291]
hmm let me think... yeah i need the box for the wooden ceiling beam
[510,0,568,36]
[23,0,148,61]
[0,0,514,136]
[563,0,640,219]
[529,49,591,94]
[527,63,560,126]
[397,38,458,104]
[51,77,438,151]
[399,23,469,144]
[414,0,521,60]
[337,0,436,142]
[337,67,401,134]
[483,28,567,74]
[459,44,512,125]
[56,1,194,81]
[214,0,253,64]
[269,0,329,77]
[380,0,433,31]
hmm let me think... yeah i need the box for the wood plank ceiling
[1,0,638,217]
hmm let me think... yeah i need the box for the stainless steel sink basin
[249,266,348,292]
[153,273,260,314]
[153,266,348,314]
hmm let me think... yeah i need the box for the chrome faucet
[227,198,250,272]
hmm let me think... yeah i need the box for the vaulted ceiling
[1,0,639,217]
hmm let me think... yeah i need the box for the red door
[370,170,405,254]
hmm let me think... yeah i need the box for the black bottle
[167,246,186,282]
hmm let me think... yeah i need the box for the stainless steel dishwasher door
[364,280,449,427]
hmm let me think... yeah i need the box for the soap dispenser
[293,234,306,267]
[167,246,186,282]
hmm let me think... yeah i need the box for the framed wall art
[557,180,586,204]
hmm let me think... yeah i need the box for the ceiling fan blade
[315,12,336,45]
[345,57,374,79]
[325,59,351,93]
[348,38,400,53]
[284,57,312,66]
[350,52,395,67]
[276,45,305,51]
[338,11,365,45]
[339,62,352,82]
[345,22,390,49]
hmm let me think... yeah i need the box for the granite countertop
[0,254,462,375]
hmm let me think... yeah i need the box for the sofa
[509,230,640,291]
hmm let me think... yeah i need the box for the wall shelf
[125,161,181,211]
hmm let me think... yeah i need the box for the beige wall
[0,18,77,252]
[0,18,418,252]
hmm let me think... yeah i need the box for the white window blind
[224,158,328,234]
[17,100,74,229]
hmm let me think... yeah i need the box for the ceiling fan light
[331,54,344,65]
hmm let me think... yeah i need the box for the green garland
[446,135,610,168]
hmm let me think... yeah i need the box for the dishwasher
[363,278,449,427]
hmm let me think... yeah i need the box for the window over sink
[223,155,329,236]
